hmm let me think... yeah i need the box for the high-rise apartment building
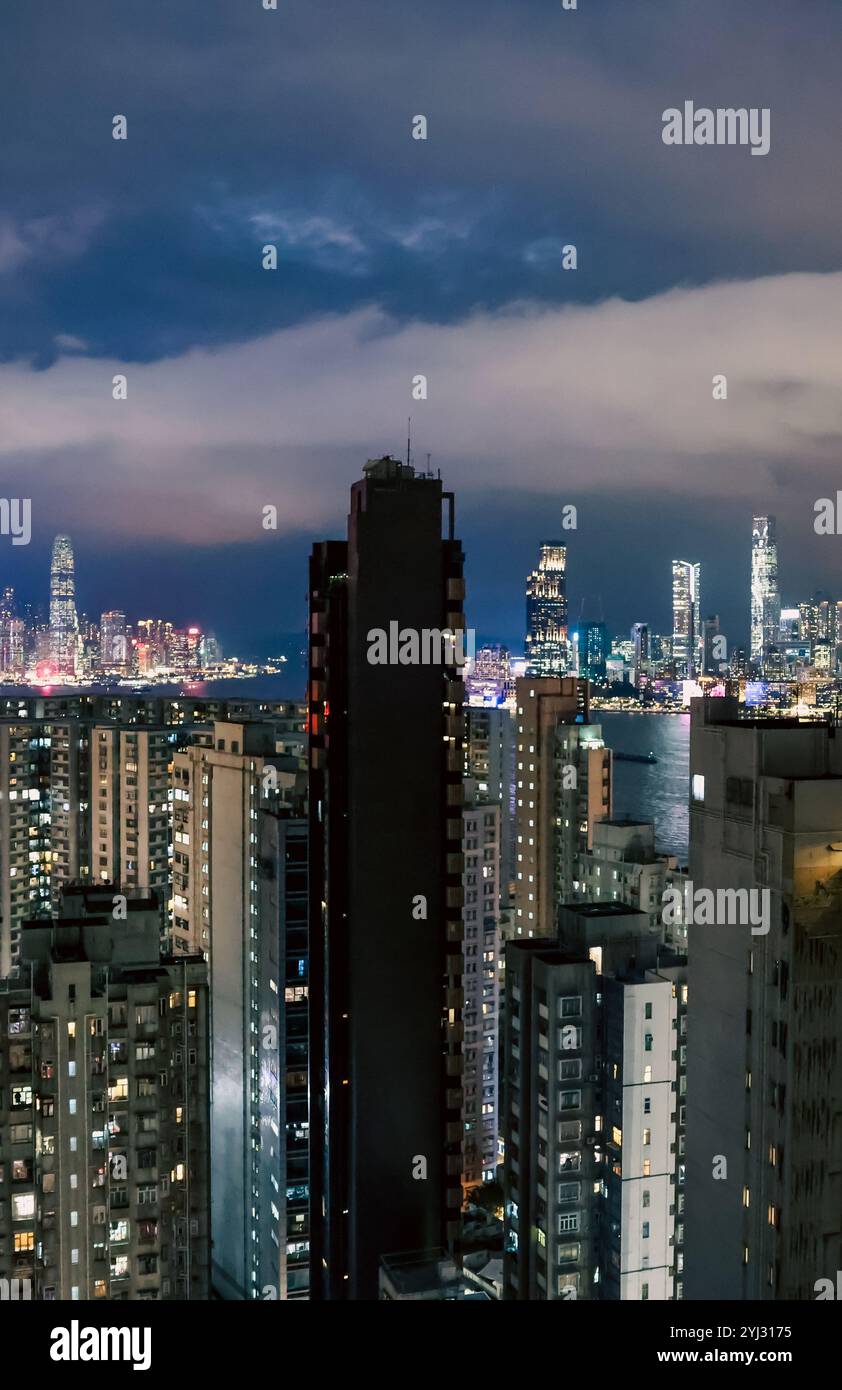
[672,560,701,679]
[308,457,465,1300]
[750,516,781,675]
[91,725,174,906]
[0,886,210,1300]
[525,544,569,676]
[172,719,310,1299]
[462,784,501,1190]
[503,904,687,1301]
[0,697,303,977]
[686,696,842,1299]
[464,704,516,892]
[576,819,687,947]
[514,677,612,937]
[49,535,79,678]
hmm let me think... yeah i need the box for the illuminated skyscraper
[0,587,15,675]
[49,534,79,677]
[671,560,701,679]
[525,543,569,675]
[750,515,781,674]
[631,622,650,688]
[100,610,129,673]
[580,622,607,683]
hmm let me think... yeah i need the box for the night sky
[2,0,841,657]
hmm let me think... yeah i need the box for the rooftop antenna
[427,452,432,477]
[406,417,411,468]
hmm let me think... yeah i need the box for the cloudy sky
[1,0,841,661]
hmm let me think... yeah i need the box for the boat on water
[614,750,658,764]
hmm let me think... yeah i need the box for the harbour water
[598,711,691,864]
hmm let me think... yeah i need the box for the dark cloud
[1,0,840,650]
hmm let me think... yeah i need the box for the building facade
[513,677,612,937]
[686,696,842,1299]
[750,516,781,676]
[503,904,686,1301]
[0,886,210,1301]
[308,458,465,1299]
[672,560,701,680]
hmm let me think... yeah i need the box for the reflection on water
[598,711,690,864]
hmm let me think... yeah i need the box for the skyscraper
[100,610,130,673]
[525,543,569,676]
[702,614,723,676]
[631,622,650,688]
[308,457,465,1299]
[750,515,781,675]
[461,782,501,1190]
[172,718,310,1300]
[580,622,608,683]
[49,534,79,678]
[513,677,612,936]
[671,560,701,679]
[686,696,842,1299]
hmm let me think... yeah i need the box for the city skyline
[1,500,842,678]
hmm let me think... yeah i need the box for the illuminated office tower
[671,561,701,679]
[136,620,173,675]
[461,783,501,1190]
[580,622,608,683]
[798,593,834,670]
[466,644,511,705]
[308,457,465,1300]
[750,516,781,675]
[686,696,842,1299]
[513,677,612,937]
[0,588,16,675]
[166,630,190,675]
[631,623,649,688]
[49,535,79,678]
[199,634,221,668]
[100,611,129,674]
[525,544,569,676]
[701,614,723,676]
[172,720,310,1299]
[0,885,210,1300]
